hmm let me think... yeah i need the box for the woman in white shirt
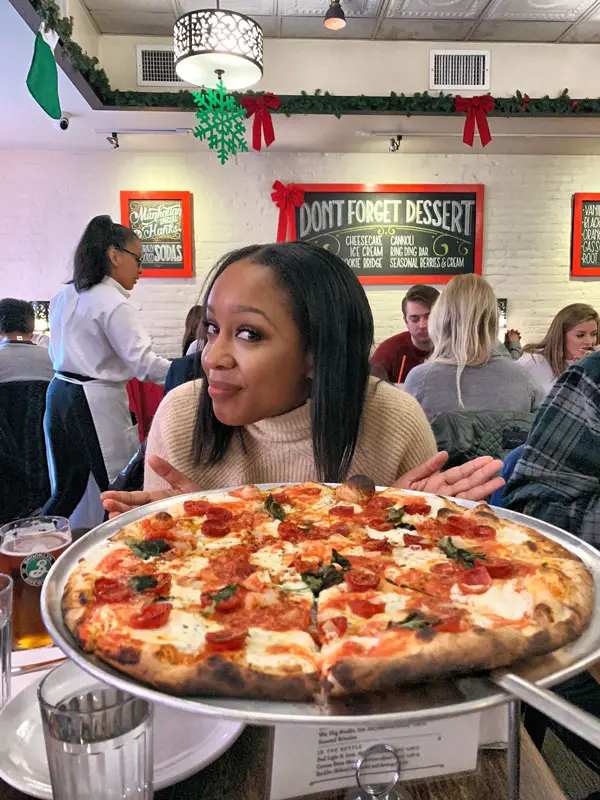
[42,215,170,526]
[520,303,599,397]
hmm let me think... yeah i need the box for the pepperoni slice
[183,500,210,517]
[366,519,393,532]
[348,599,385,618]
[344,568,379,592]
[271,491,290,505]
[201,519,231,538]
[403,534,433,549]
[94,578,133,603]
[318,616,348,639]
[362,539,393,553]
[205,627,248,651]
[293,557,317,574]
[471,525,496,540]
[205,506,234,522]
[329,506,355,517]
[458,565,492,594]
[434,613,467,633]
[403,503,431,516]
[229,512,255,532]
[485,559,515,579]
[328,522,350,538]
[129,603,172,629]
[365,497,393,512]
[278,521,313,543]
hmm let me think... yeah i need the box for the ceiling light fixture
[324,0,346,31]
[174,3,263,90]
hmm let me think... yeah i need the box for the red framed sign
[120,191,193,278]
[571,193,600,277]
[291,183,484,285]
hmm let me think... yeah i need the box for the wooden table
[0,723,565,800]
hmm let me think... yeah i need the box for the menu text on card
[268,714,481,800]
[120,191,193,278]
[292,184,484,285]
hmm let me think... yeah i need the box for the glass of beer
[0,517,71,649]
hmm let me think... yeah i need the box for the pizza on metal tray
[62,478,594,700]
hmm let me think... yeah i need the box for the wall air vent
[136,45,186,87]
[429,50,490,92]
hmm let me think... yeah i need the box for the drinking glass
[38,660,154,800]
[0,574,12,708]
[0,516,71,648]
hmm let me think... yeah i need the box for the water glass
[38,661,154,799]
[0,574,12,708]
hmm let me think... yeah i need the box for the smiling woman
[102,242,505,517]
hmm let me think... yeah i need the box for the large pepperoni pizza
[62,478,593,700]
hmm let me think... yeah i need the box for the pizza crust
[98,646,319,701]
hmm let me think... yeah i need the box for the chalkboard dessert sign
[120,191,193,278]
[291,183,484,285]
[572,193,600,277]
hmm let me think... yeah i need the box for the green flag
[26,28,61,120]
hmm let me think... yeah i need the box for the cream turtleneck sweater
[145,377,437,491]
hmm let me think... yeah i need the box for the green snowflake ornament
[192,79,248,164]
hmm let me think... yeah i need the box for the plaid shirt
[504,352,600,547]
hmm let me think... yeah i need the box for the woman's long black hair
[192,242,374,483]
[71,215,138,292]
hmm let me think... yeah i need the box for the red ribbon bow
[240,94,281,151]
[271,181,305,242]
[454,95,495,148]
[522,94,530,112]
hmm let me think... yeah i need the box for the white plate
[0,662,244,799]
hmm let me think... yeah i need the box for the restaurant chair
[0,380,51,524]
[429,410,534,469]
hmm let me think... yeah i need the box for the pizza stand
[41,490,600,800]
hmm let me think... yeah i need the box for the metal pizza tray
[41,486,600,726]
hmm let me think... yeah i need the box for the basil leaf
[265,494,286,522]
[128,539,171,561]
[301,571,324,595]
[212,584,238,604]
[439,536,485,569]
[389,611,440,630]
[386,507,416,530]
[331,549,351,569]
[130,575,158,592]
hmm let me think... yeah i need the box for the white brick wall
[1,149,599,358]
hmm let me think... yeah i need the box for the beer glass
[0,517,71,649]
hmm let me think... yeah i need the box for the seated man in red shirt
[370,284,440,383]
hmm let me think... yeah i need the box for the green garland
[27,0,600,117]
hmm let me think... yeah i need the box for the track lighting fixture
[324,0,346,31]
[106,132,120,149]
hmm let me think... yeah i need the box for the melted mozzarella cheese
[170,583,203,607]
[128,610,218,654]
[255,519,283,539]
[163,554,209,578]
[495,524,531,547]
[245,628,317,673]
[250,547,289,572]
[382,593,410,614]
[199,537,243,550]
[366,527,407,544]
[450,580,533,621]
[392,548,444,571]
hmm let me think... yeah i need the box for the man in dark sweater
[370,285,440,383]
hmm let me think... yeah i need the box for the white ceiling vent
[429,50,490,92]
[136,45,186,87]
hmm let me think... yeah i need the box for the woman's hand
[394,452,505,501]
[101,456,200,519]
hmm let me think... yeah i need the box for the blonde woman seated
[403,274,544,419]
[519,303,599,397]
